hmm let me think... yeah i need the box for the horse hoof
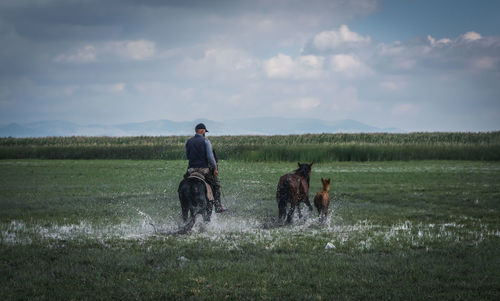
[215,207,227,213]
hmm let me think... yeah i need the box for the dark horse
[177,177,213,232]
[276,162,314,223]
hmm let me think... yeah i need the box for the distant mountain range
[0,118,403,137]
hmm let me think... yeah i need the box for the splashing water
[1,204,498,252]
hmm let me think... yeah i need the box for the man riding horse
[184,123,225,213]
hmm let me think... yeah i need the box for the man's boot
[214,199,226,213]
[213,185,225,213]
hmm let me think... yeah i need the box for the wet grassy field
[1,159,499,299]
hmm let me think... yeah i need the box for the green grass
[1,132,500,161]
[1,160,499,300]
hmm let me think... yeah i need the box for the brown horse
[276,162,314,223]
[314,178,331,221]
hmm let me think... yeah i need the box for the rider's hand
[214,169,219,177]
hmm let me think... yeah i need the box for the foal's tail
[277,178,290,220]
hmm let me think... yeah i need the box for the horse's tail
[277,177,290,220]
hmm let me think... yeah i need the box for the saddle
[187,172,214,201]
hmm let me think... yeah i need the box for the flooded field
[1,160,499,299]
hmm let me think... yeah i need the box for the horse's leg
[278,203,287,221]
[318,206,327,223]
[177,206,195,234]
[204,198,213,222]
[297,202,302,219]
[181,206,189,222]
[277,178,289,221]
[278,194,288,221]
[286,201,296,223]
[181,216,195,233]
[189,207,195,221]
[304,196,313,212]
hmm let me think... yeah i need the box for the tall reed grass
[1,132,499,161]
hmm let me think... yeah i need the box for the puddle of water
[2,211,497,252]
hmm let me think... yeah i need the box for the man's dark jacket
[185,134,208,169]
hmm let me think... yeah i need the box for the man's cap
[195,123,208,132]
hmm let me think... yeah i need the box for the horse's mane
[294,165,311,185]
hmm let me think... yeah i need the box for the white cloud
[297,55,324,69]
[330,54,360,71]
[296,55,325,78]
[329,54,372,77]
[313,24,371,51]
[54,40,156,63]
[264,53,324,79]
[375,29,499,74]
[53,45,96,63]
[394,58,416,70]
[264,54,294,78]
[180,48,259,79]
[427,35,452,47]
[90,83,126,94]
[104,40,156,60]
[377,41,405,56]
[472,56,498,70]
[463,31,482,42]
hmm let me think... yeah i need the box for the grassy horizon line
[1,132,499,161]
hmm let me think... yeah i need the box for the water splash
[1,209,497,252]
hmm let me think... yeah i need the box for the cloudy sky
[1,0,499,132]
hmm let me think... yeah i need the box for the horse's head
[321,177,331,191]
[296,162,313,183]
[297,162,313,174]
